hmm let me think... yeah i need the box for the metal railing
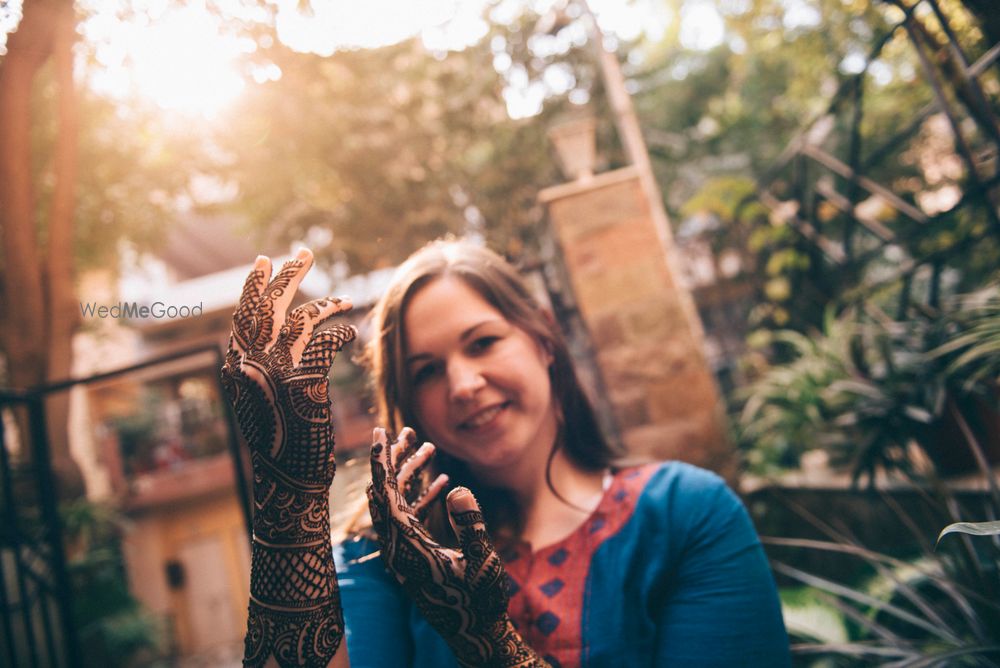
[0,344,250,667]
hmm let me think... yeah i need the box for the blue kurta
[334,461,791,667]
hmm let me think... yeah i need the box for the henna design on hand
[220,250,356,668]
[390,438,447,518]
[367,429,550,668]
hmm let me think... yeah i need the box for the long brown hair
[350,238,620,542]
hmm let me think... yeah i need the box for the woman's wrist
[458,617,548,668]
[245,507,343,667]
[251,467,333,543]
[246,476,343,666]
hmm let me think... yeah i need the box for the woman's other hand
[367,428,549,668]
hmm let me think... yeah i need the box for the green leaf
[902,405,934,423]
[936,521,1000,547]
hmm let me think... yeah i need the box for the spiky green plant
[764,490,1000,668]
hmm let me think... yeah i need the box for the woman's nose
[448,358,486,403]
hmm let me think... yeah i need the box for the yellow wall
[122,490,249,656]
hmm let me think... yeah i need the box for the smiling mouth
[459,402,510,431]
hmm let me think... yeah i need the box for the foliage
[634,0,901,204]
[739,279,1000,483]
[738,311,857,474]
[739,307,938,482]
[197,0,624,271]
[931,284,1000,392]
[668,0,999,341]
[938,521,1000,546]
[210,33,561,270]
[61,500,164,667]
[745,285,1000,662]
[0,475,162,667]
[766,487,1000,667]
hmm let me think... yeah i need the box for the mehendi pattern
[220,253,356,668]
[367,431,551,668]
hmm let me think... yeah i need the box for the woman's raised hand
[367,428,550,668]
[220,249,355,667]
[221,249,355,495]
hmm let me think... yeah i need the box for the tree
[210,17,584,271]
[0,0,82,494]
[0,0,213,494]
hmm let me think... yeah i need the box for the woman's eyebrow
[406,353,432,366]
[459,318,504,342]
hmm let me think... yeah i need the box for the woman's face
[402,276,558,476]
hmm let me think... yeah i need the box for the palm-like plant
[742,283,1000,665]
[738,307,945,484]
[932,284,1000,392]
[738,313,857,474]
[764,490,1000,667]
[739,281,1000,485]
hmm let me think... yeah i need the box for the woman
[221,241,790,668]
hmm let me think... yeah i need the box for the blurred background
[1,0,998,665]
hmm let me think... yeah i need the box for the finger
[261,248,314,351]
[413,473,449,520]
[369,428,394,497]
[370,428,439,546]
[397,442,434,486]
[287,296,354,367]
[398,442,434,504]
[390,427,418,469]
[447,487,486,542]
[230,255,271,355]
[367,429,393,531]
[297,323,357,374]
[447,488,503,586]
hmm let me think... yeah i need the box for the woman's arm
[334,538,419,667]
[652,470,791,667]
[220,250,356,667]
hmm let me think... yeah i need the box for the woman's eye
[412,363,441,385]
[469,336,499,353]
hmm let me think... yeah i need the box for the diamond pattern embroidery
[539,578,564,598]
[547,548,569,566]
[536,611,561,636]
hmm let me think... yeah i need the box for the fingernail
[447,486,472,503]
[373,427,387,444]
[295,247,311,260]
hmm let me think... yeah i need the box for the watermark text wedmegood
[80,301,204,319]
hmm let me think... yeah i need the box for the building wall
[541,167,735,478]
[122,489,249,656]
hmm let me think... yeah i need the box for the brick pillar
[540,166,735,477]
